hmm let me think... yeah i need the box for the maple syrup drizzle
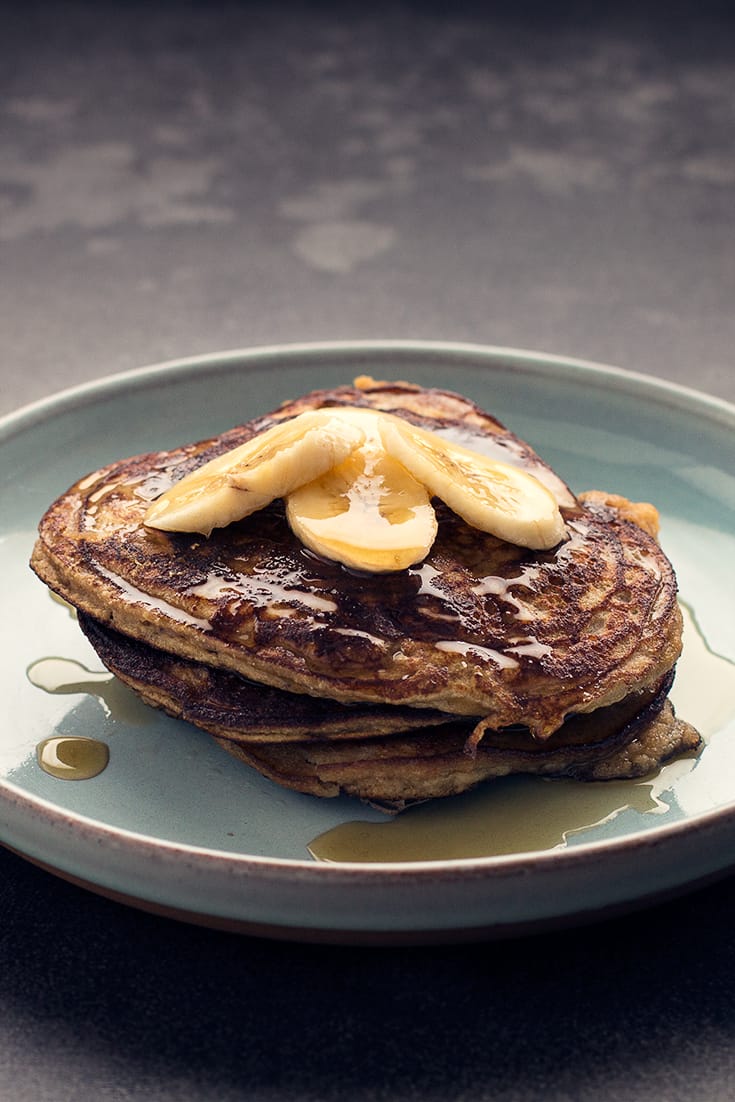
[27,655,151,725]
[29,657,116,715]
[36,736,109,781]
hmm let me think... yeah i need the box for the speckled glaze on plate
[2,341,734,942]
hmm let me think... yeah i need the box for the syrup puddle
[308,777,665,863]
[37,736,109,780]
[308,604,735,863]
[26,657,150,725]
[49,591,78,619]
[26,655,149,781]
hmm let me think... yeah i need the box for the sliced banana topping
[286,413,437,573]
[144,411,364,536]
[379,415,566,550]
[145,404,566,568]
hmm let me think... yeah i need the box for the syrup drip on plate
[27,656,148,781]
[26,656,148,724]
[28,656,113,697]
[308,777,666,863]
[37,736,109,780]
[48,591,78,618]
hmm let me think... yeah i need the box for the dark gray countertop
[2,3,735,1099]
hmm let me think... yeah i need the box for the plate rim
[3,749,735,879]
[2,339,735,932]
[3,338,734,442]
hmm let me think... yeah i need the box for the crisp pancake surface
[30,380,683,737]
[78,611,456,742]
[78,613,700,803]
[213,699,700,803]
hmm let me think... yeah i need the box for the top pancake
[30,378,683,737]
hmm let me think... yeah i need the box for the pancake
[76,610,700,803]
[30,379,684,740]
[78,611,456,742]
[213,700,699,804]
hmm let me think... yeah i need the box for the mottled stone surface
[2,4,735,1101]
[2,1,735,413]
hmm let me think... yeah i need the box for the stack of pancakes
[30,378,700,807]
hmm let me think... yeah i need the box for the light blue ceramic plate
[1,341,734,942]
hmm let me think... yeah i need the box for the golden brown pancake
[77,611,456,742]
[75,611,700,803]
[30,380,684,740]
[212,699,699,804]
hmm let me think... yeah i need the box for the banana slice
[379,415,566,550]
[144,411,364,536]
[145,402,564,562]
[286,418,437,573]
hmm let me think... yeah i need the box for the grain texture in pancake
[78,611,455,742]
[31,379,683,738]
[212,700,700,803]
[78,612,700,802]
